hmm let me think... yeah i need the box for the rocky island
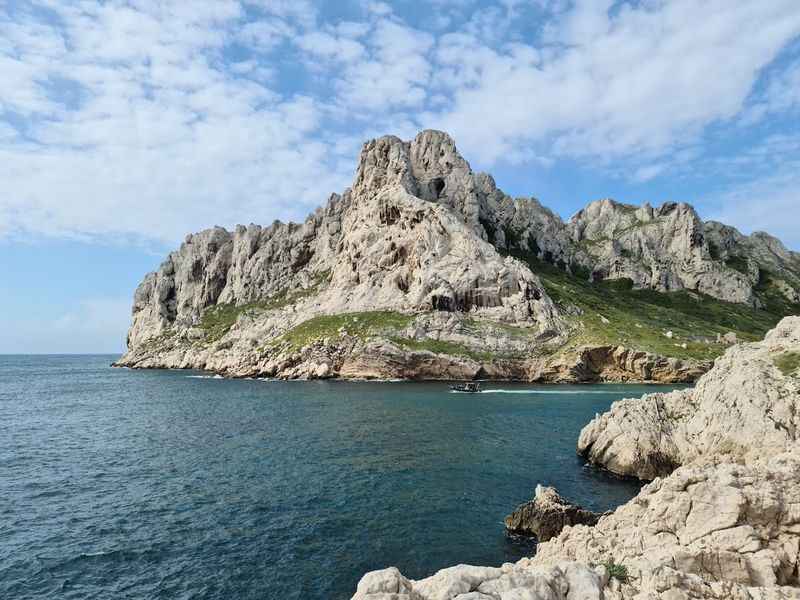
[115,130,800,383]
[351,317,800,599]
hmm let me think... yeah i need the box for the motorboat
[450,382,481,393]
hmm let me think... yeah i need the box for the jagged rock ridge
[117,130,799,379]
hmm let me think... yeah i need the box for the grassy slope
[272,311,412,349]
[774,352,800,377]
[511,250,799,361]
[269,311,495,360]
[193,254,798,364]
[198,273,330,342]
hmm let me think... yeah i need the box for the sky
[1,0,800,353]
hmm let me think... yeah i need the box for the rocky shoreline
[114,340,708,384]
[350,317,800,599]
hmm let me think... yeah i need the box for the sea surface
[1,355,685,599]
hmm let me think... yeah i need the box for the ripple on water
[0,356,683,599]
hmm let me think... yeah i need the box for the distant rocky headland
[351,317,800,599]
[115,130,800,382]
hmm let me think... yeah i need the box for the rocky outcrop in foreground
[354,450,800,599]
[532,450,800,598]
[504,485,606,542]
[578,316,800,479]
[351,318,800,599]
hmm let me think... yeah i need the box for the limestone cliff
[482,194,800,308]
[116,130,799,380]
[578,316,800,479]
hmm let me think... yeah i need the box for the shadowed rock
[578,316,800,480]
[504,485,606,541]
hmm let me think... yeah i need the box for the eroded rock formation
[504,485,606,542]
[578,316,800,479]
[532,449,800,599]
[117,130,799,381]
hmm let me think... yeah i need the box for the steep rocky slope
[351,318,800,599]
[117,130,799,380]
[484,194,800,309]
[578,316,800,479]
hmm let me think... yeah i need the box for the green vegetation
[138,330,176,352]
[725,255,750,275]
[602,559,630,583]
[271,311,413,350]
[199,303,252,343]
[271,313,512,360]
[464,318,533,339]
[199,271,331,343]
[509,249,799,361]
[774,352,800,377]
[755,271,800,316]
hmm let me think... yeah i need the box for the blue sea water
[1,355,684,599]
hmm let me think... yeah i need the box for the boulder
[504,485,606,542]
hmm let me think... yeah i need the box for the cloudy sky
[2,0,800,353]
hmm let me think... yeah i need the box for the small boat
[450,382,481,393]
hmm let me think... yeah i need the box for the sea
[1,354,685,599]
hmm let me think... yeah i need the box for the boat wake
[455,389,627,395]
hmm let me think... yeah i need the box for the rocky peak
[120,129,799,367]
[353,130,468,199]
[352,129,484,230]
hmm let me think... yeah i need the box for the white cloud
[297,31,366,63]
[363,2,393,17]
[2,0,800,249]
[324,19,434,112]
[245,0,318,28]
[740,59,800,125]
[632,163,666,183]
[426,0,800,165]
[711,169,800,250]
[0,1,353,244]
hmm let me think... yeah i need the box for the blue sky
[2,0,800,353]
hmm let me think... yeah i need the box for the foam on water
[476,389,636,396]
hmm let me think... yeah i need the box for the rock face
[351,562,609,600]
[118,131,568,374]
[532,449,800,599]
[117,129,798,380]
[570,200,755,304]
[504,485,606,542]
[481,195,800,308]
[578,316,800,479]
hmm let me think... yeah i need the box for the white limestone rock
[577,316,800,479]
[351,561,607,600]
[117,129,799,380]
[532,448,800,598]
